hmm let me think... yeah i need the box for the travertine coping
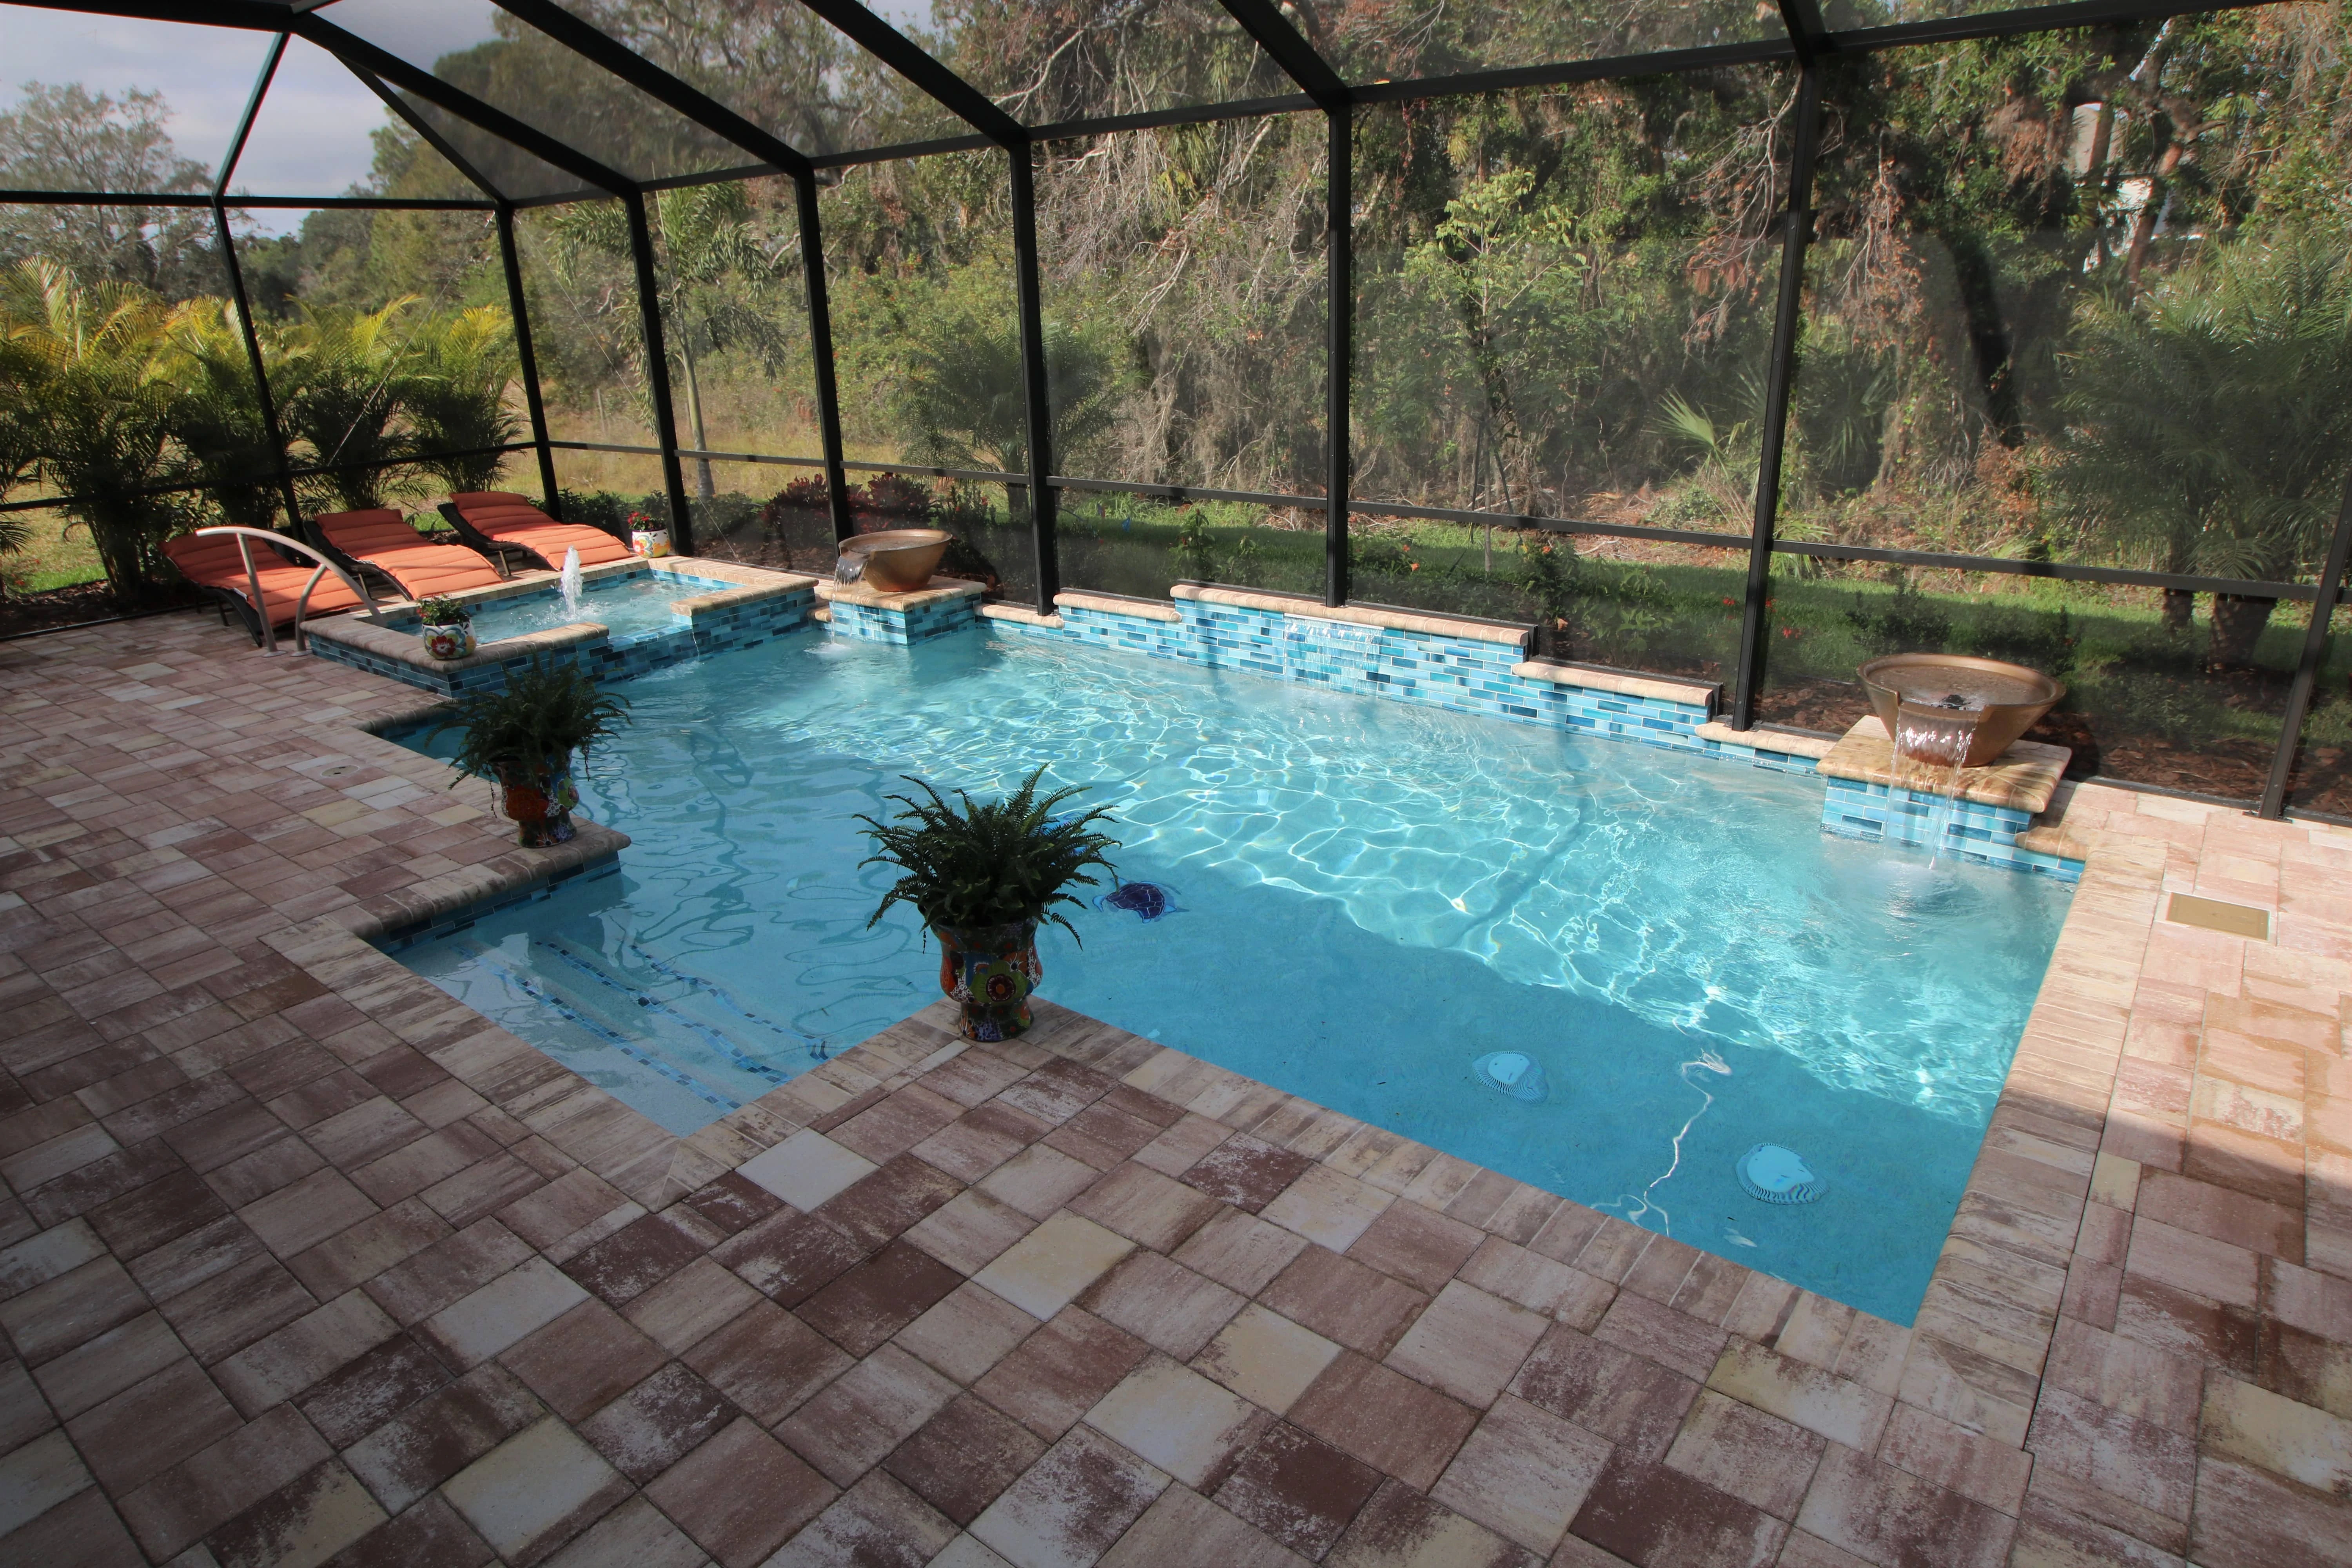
[306,613,603,675]
[1819,713,2072,813]
[2015,822,2092,861]
[639,556,809,590]
[1054,590,1181,623]
[814,574,988,611]
[340,820,633,944]
[980,602,1065,629]
[310,557,812,674]
[1171,582,1532,646]
[1514,657,1720,709]
[666,579,811,619]
[1695,719,1838,757]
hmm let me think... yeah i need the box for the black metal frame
[10,0,2348,817]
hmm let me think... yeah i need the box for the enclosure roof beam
[213,30,285,197]
[793,0,1025,147]
[1350,39,1796,105]
[291,11,636,196]
[346,65,508,203]
[0,188,498,209]
[1210,0,1348,105]
[15,0,291,29]
[489,0,815,178]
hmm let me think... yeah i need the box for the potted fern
[433,658,629,846]
[859,767,1119,1041]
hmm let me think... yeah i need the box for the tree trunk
[2207,592,2278,669]
[679,339,715,501]
[2160,588,2194,633]
[2123,141,2185,294]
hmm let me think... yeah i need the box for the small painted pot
[934,919,1042,1041]
[631,529,672,558]
[420,620,476,661]
[497,760,579,848]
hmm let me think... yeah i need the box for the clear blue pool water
[450,571,732,642]
[391,626,2071,1321]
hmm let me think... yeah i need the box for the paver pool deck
[1,606,2348,1568]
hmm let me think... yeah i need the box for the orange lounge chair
[440,491,636,571]
[164,529,370,647]
[305,508,507,601]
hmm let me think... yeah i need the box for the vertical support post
[796,172,855,544]
[1731,66,1824,730]
[213,203,303,534]
[213,33,300,537]
[2259,468,2352,817]
[623,189,696,557]
[1008,142,1060,612]
[1326,102,1352,608]
[495,204,561,517]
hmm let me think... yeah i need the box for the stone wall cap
[1818,714,2071,813]
[816,575,988,609]
[983,603,1067,629]
[1053,590,1181,623]
[668,580,809,618]
[311,615,606,672]
[1514,658,1719,708]
[1695,720,1837,757]
[1171,583,1530,646]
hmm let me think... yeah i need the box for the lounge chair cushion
[163,534,366,626]
[313,508,506,597]
[448,492,635,566]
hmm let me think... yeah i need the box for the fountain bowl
[1858,654,2065,768]
[838,529,951,594]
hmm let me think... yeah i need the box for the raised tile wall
[311,581,815,697]
[1822,775,2082,881]
[827,592,977,645]
[1000,598,2086,880]
[1003,598,1716,747]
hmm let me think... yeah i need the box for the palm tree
[405,306,523,493]
[277,298,422,512]
[895,318,1113,482]
[166,299,285,532]
[2056,233,2352,666]
[1,258,194,593]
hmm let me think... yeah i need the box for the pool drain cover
[1738,1144,1826,1205]
[1472,1052,1548,1103]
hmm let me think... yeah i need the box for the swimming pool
[391,625,2071,1321]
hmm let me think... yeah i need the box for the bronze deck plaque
[2165,894,2270,941]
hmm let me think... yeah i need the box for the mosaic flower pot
[631,528,672,558]
[420,619,476,661]
[934,918,1041,1041]
[497,760,579,848]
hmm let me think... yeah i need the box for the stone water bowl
[1858,654,2066,769]
[837,528,951,594]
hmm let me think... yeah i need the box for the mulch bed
[0,581,210,641]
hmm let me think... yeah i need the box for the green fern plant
[432,658,630,787]
[858,767,1120,940]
